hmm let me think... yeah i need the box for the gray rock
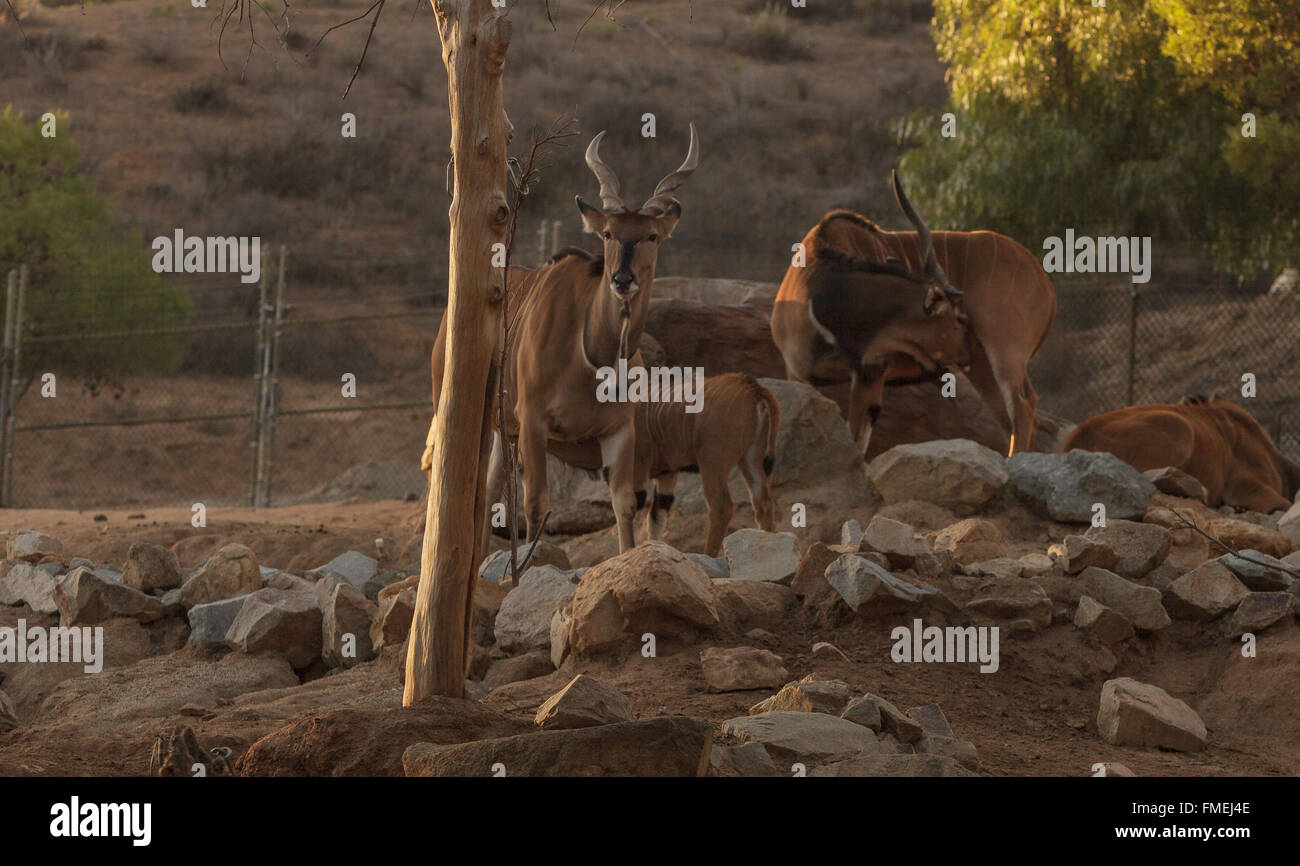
[1080,520,1172,578]
[722,529,799,584]
[310,550,377,593]
[1079,567,1170,632]
[321,581,378,668]
[224,588,323,669]
[840,696,883,730]
[187,595,253,649]
[918,735,980,770]
[479,541,571,584]
[178,544,261,608]
[866,439,1009,514]
[908,703,954,738]
[6,530,61,562]
[824,554,941,614]
[35,561,62,578]
[494,565,581,654]
[722,711,878,764]
[0,562,60,614]
[1218,550,1296,591]
[1162,561,1249,621]
[1225,592,1295,637]
[840,519,864,548]
[686,553,730,580]
[1007,450,1155,522]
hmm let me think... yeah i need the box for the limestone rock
[533,674,634,730]
[178,544,261,608]
[122,542,182,592]
[1097,677,1207,752]
[722,529,800,584]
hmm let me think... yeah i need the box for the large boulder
[224,588,323,669]
[533,674,634,730]
[403,716,712,777]
[1078,567,1170,632]
[1007,450,1155,523]
[568,542,719,657]
[1097,677,1207,752]
[122,542,183,592]
[178,544,261,608]
[866,439,1008,514]
[53,567,166,625]
[495,565,582,654]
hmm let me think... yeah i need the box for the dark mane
[547,246,604,277]
[816,209,881,232]
[813,246,924,283]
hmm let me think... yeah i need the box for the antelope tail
[758,386,781,477]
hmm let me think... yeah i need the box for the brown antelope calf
[421,125,700,553]
[633,372,781,556]
[772,172,1056,455]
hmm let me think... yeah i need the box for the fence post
[262,245,287,507]
[550,219,562,257]
[1126,284,1139,407]
[536,221,548,265]
[0,271,15,506]
[249,249,271,506]
[4,266,27,507]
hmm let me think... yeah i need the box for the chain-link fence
[0,251,446,509]
[2,241,1298,510]
[1030,253,1300,459]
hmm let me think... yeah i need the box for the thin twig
[1170,508,1300,580]
[4,0,32,49]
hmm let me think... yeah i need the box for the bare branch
[1170,508,1300,580]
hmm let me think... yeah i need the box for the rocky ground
[1,380,1298,777]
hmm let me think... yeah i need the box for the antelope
[772,173,1057,456]
[634,372,781,556]
[421,125,701,553]
[1065,397,1300,513]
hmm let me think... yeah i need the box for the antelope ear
[923,285,948,315]
[576,196,606,235]
[655,201,682,239]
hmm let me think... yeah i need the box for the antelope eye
[648,233,659,242]
[602,230,612,240]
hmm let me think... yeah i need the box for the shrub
[0,108,192,377]
[732,11,812,62]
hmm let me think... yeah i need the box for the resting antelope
[421,125,701,553]
[772,173,1056,455]
[634,372,781,556]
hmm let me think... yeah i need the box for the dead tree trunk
[404,0,512,704]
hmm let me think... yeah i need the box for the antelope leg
[599,423,640,553]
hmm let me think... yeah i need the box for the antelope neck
[581,284,647,370]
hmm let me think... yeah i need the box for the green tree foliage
[0,107,192,378]
[897,0,1295,276]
